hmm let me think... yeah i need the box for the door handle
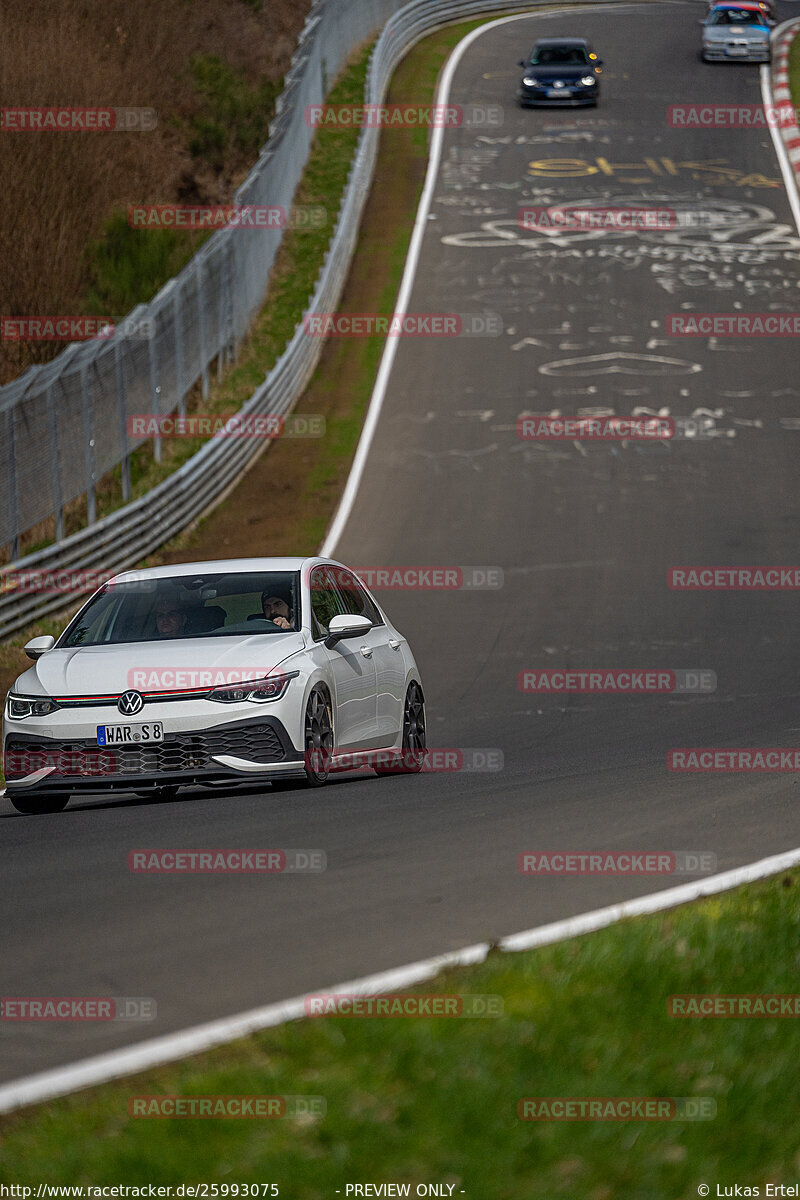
[388,639,401,650]
[360,646,373,658]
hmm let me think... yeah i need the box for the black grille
[5,724,285,780]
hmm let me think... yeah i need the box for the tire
[294,685,334,788]
[375,682,426,775]
[9,793,70,815]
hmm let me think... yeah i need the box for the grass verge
[788,31,800,148]
[2,870,800,1193]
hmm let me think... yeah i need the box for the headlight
[208,671,298,704]
[580,75,597,86]
[7,694,61,719]
[522,77,541,87]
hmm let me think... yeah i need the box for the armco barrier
[0,0,603,639]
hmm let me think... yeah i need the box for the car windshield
[707,8,765,23]
[58,571,302,647]
[530,45,590,65]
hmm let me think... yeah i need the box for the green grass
[2,870,799,1194]
[186,54,279,167]
[85,212,211,316]
[83,53,280,315]
[80,41,374,527]
[788,30,800,114]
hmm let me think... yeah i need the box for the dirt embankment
[0,0,311,384]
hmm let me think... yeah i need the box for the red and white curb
[771,19,800,174]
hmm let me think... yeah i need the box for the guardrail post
[197,258,210,401]
[80,363,97,527]
[148,322,162,465]
[4,409,20,561]
[115,340,131,502]
[229,236,240,363]
[174,286,186,417]
[217,259,226,383]
[46,383,65,541]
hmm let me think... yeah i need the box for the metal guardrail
[0,0,595,639]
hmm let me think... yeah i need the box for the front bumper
[3,715,305,793]
[702,42,770,61]
[519,87,598,106]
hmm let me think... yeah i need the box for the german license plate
[547,89,565,98]
[97,722,164,746]
[725,46,747,55]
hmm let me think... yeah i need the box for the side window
[334,570,384,627]
[310,567,346,640]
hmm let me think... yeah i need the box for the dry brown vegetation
[0,0,310,383]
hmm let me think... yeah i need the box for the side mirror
[594,58,604,66]
[24,635,55,661]
[324,613,373,649]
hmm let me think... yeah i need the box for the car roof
[532,37,591,45]
[111,557,339,583]
[709,3,765,8]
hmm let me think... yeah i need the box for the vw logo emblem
[553,80,565,88]
[118,690,144,716]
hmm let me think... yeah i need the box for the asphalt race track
[4,1,800,1087]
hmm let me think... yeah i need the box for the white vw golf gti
[3,558,426,814]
